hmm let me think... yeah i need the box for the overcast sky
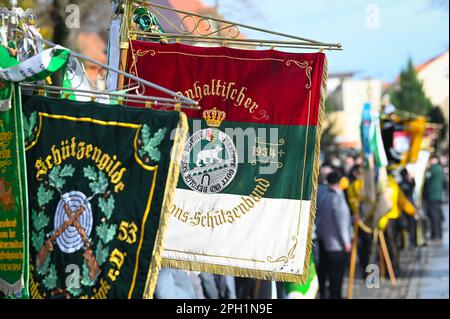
[203,0,449,82]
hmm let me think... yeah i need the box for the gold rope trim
[300,55,328,284]
[143,111,188,299]
[162,258,309,283]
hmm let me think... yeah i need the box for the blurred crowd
[314,151,448,299]
[152,151,448,300]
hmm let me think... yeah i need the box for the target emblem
[54,191,93,254]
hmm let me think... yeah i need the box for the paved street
[408,204,449,299]
[344,204,449,299]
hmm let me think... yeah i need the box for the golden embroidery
[286,60,313,89]
[136,49,156,57]
[267,236,298,263]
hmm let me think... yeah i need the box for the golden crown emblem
[203,107,226,127]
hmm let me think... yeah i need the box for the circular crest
[54,191,93,254]
[181,127,238,193]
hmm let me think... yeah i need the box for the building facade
[327,74,383,149]
[416,50,449,121]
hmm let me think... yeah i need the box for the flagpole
[378,230,397,286]
[27,34,197,106]
[253,280,261,299]
[271,281,278,299]
[347,94,371,299]
[347,222,359,299]
[118,0,133,90]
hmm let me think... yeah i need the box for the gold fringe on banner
[299,56,328,284]
[143,112,189,298]
[162,259,309,282]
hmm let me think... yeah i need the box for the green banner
[284,251,318,299]
[0,41,69,298]
[0,84,29,298]
[23,96,186,299]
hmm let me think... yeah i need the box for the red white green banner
[128,41,327,282]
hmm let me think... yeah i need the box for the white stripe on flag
[162,188,311,275]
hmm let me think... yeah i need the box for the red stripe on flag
[127,41,325,126]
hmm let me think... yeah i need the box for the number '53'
[118,221,138,244]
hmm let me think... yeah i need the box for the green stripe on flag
[372,116,388,168]
[177,120,317,200]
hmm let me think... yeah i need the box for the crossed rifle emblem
[36,200,100,281]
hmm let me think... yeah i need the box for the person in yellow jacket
[378,174,416,275]
[347,177,363,219]
[378,175,415,231]
[346,165,373,278]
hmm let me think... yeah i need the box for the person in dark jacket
[399,168,417,247]
[316,171,352,299]
[424,156,445,240]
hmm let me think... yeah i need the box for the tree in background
[389,58,434,116]
[1,0,110,49]
[427,106,448,152]
[0,0,32,8]
[0,0,56,41]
